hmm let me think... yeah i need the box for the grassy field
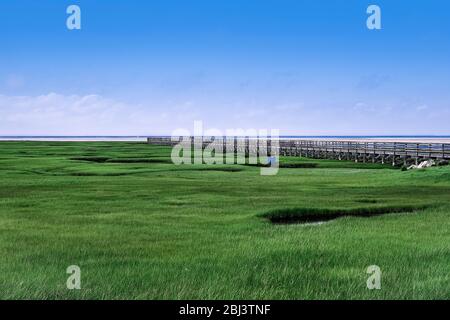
[0,141,449,299]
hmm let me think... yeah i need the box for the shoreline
[0,137,450,144]
[1,136,450,143]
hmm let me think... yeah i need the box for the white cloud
[0,93,448,136]
[353,102,375,112]
[0,93,160,135]
[416,104,428,111]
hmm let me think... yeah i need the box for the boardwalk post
[404,143,407,165]
[392,142,397,166]
[372,143,376,163]
[363,142,367,163]
[338,142,342,160]
[346,142,350,161]
[415,144,419,165]
[403,146,407,166]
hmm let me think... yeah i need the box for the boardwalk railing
[147,137,450,166]
[277,140,450,165]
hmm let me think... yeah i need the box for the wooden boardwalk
[147,137,450,166]
[277,140,450,165]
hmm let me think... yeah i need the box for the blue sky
[0,0,449,135]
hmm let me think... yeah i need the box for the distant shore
[0,137,147,142]
[1,136,450,143]
[283,137,450,143]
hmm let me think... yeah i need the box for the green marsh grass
[0,141,449,299]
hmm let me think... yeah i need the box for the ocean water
[0,136,147,142]
[0,135,449,142]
